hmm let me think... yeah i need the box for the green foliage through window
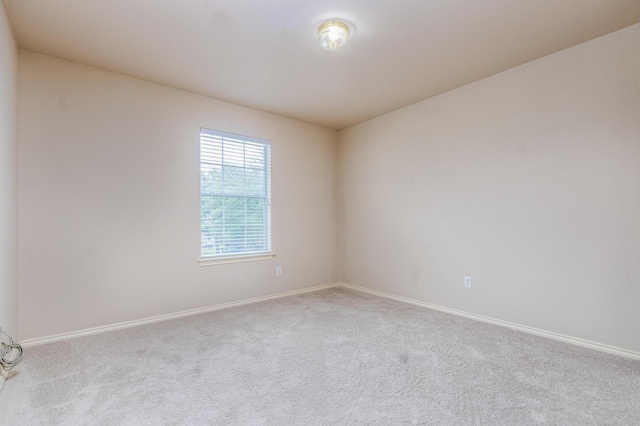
[200,129,271,257]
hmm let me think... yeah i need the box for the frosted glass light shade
[318,20,349,51]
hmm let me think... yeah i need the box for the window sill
[199,252,276,266]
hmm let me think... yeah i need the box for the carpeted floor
[0,287,638,425]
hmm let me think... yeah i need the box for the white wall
[339,24,640,352]
[0,0,18,337]
[18,51,338,340]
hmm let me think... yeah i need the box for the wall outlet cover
[464,276,472,288]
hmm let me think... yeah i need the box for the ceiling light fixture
[318,20,349,51]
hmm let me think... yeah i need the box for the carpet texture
[0,288,638,425]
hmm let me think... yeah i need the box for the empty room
[1,0,639,424]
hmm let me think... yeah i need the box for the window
[200,128,272,264]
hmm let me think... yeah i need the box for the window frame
[198,128,274,266]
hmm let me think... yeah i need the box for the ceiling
[4,0,640,130]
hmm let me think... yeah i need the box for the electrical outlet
[276,266,282,276]
[464,276,472,289]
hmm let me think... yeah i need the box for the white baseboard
[338,282,640,361]
[21,283,340,348]
[18,281,640,361]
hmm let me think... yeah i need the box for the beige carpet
[0,287,638,425]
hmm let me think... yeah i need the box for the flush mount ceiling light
[318,20,349,51]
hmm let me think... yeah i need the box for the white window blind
[200,128,271,258]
